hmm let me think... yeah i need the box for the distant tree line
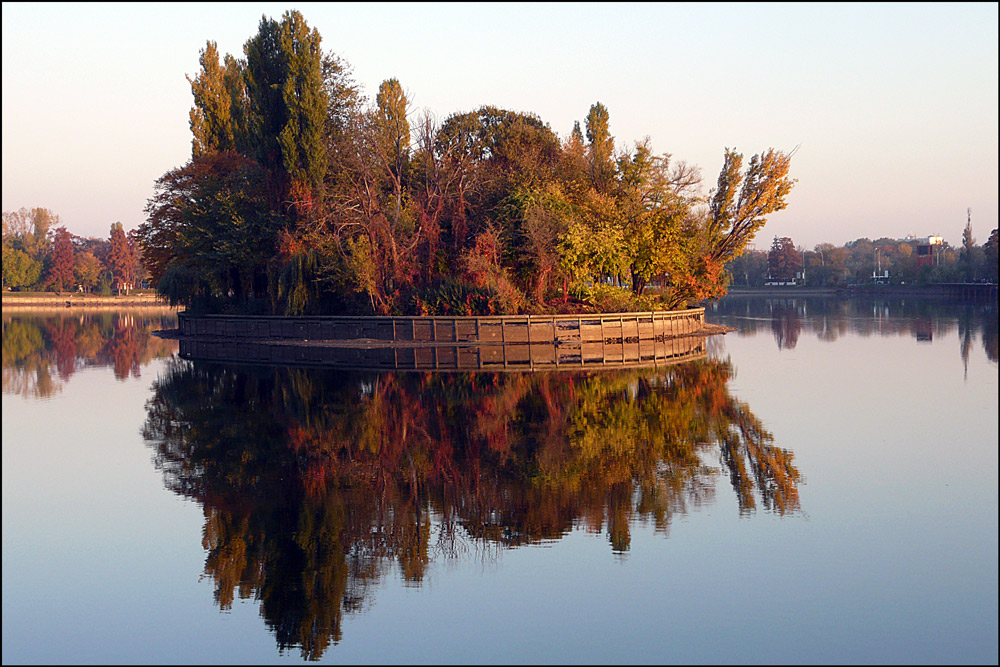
[2,207,146,294]
[727,222,999,287]
[136,10,795,316]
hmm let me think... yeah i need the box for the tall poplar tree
[374,78,410,226]
[188,41,234,157]
[585,102,615,193]
[277,10,328,198]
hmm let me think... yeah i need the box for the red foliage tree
[45,226,75,292]
[768,236,801,281]
[108,222,137,295]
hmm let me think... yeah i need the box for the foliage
[73,251,104,292]
[107,222,140,294]
[768,236,801,281]
[984,228,998,284]
[2,247,43,289]
[141,10,804,314]
[44,226,75,292]
[137,151,279,308]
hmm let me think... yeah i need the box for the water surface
[2,299,996,663]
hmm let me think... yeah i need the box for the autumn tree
[45,226,75,292]
[145,11,798,316]
[73,251,104,292]
[108,222,139,295]
[768,236,801,281]
[2,207,57,264]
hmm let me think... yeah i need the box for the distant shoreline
[2,292,177,309]
[724,284,997,299]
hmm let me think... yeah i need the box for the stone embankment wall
[176,309,710,371]
[177,309,707,345]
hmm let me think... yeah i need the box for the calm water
[2,297,997,664]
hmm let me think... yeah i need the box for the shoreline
[724,284,997,298]
[2,293,176,309]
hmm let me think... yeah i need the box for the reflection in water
[2,309,178,398]
[710,296,999,364]
[142,359,800,659]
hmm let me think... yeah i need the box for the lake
[2,296,997,664]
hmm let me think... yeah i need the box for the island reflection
[142,358,800,659]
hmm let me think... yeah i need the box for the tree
[768,236,801,281]
[725,249,768,286]
[73,251,104,292]
[2,247,43,289]
[138,151,277,307]
[959,208,978,282]
[277,10,328,203]
[705,148,795,265]
[585,102,615,193]
[984,228,998,283]
[2,207,57,262]
[660,148,795,307]
[242,10,328,211]
[45,226,75,292]
[188,41,235,157]
[373,78,411,227]
[614,138,701,295]
[108,222,137,295]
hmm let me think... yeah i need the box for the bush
[407,278,502,316]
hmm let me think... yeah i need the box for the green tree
[139,151,278,307]
[243,15,287,175]
[188,41,235,157]
[959,209,978,281]
[983,228,998,283]
[725,249,768,286]
[277,10,328,202]
[585,102,615,193]
[242,10,328,209]
[2,247,43,289]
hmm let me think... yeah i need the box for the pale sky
[3,2,998,250]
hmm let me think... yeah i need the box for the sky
[2,2,997,250]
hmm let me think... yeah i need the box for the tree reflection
[143,359,800,659]
[711,296,999,367]
[1,310,178,398]
[769,302,802,350]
